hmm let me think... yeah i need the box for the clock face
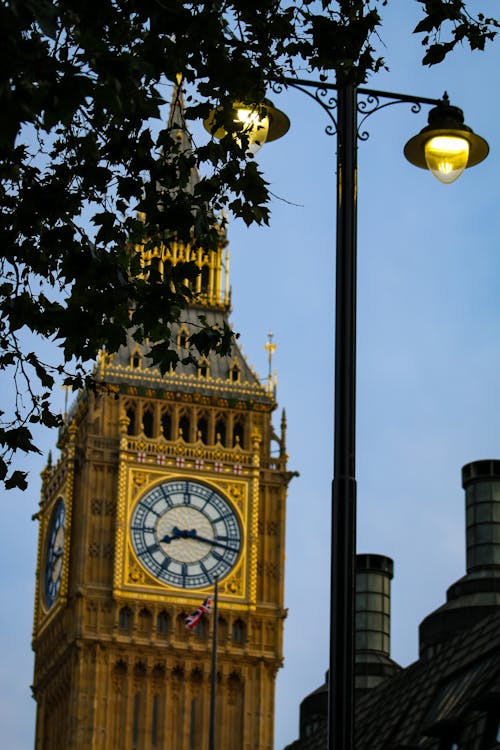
[44,499,66,609]
[130,479,241,589]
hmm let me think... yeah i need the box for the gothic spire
[167,75,200,192]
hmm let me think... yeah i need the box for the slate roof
[355,609,500,750]
[102,305,273,405]
[284,610,500,750]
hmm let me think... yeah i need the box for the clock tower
[31,92,293,750]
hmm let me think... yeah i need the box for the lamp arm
[276,76,446,140]
[282,75,443,106]
[271,80,338,136]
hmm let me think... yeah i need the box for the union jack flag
[185,596,212,630]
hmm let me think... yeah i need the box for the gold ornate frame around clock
[113,459,260,608]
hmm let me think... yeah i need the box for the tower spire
[167,74,200,191]
[137,78,230,309]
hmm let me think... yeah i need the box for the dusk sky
[2,3,500,749]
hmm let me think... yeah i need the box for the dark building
[285,459,500,750]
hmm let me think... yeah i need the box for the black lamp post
[205,79,488,750]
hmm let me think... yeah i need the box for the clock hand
[161,527,196,544]
[50,548,63,566]
[187,531,238,552]
[159,528,236,552]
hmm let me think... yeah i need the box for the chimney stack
[419,460,500,658]
[355,554,400,694]
[293,553,400,742]
[462,459,500,573]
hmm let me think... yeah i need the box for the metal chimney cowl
[419,460,500,659]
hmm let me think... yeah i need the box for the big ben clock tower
[31,92,293,750]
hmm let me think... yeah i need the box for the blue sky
[2,3,500,749]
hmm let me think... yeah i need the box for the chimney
[419,460,500,659]
[293,554,401,742]
[355,554,401,695]
[462,459,500,573]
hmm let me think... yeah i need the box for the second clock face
[130,479,241,589]
[44,499,66,609]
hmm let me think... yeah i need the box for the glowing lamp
[404,95,488,184]
[204,100,289,154]
[424,135,470,184]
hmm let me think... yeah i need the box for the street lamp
[404,93,489,182]
[203,99,290,154]
[205,80,488,750]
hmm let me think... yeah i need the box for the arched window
[228,671,242,696]
[179,414,191,441]
[176,614,187,636]
[218,616,228,644]
[230,364,240,383]
[232,618,246,644]
[119,606,133,632]
[138,608,152,635]
[157,611,170,636]
[197,417,208,444]
[161,412,172,440]
[131,352,142,369]
[190,666,203,685]
[198,360,209,379]
[233,419,244,448]
[194,617,208,640]
[143,408,154,438]
[126,407,136,436]
[215,418,226,446]
[112,659,127,690]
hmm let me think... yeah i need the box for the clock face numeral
[130,479,242,589]
[44,499,66,609]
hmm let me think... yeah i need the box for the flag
[185,596,212,630]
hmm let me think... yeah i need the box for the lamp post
[205,78,488,750]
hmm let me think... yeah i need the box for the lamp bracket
[271,80,338,136]
[275,77,444,141]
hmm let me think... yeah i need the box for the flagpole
[208,575,219,750]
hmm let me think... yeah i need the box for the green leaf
[5,470,28,491]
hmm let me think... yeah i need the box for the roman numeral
[212,513,232,523]
[215,536,240,550]
[131,525,155,534]
[160,487,173,507]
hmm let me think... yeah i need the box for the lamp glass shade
[424,135,470,184]
[204,100,289,153]
[234,106,270,154]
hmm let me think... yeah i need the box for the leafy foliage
[0,0,497,489]
[415,0,499,65]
